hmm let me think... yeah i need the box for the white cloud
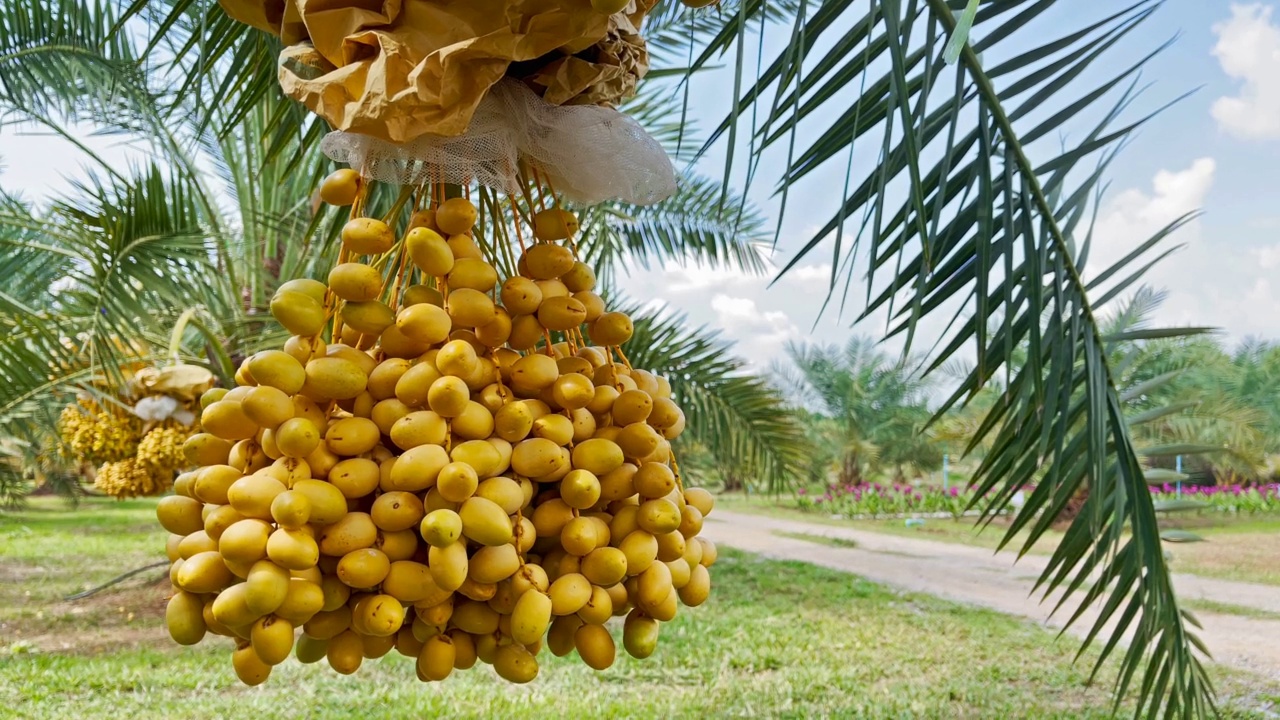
[0,123,148,204]
[631,296,671,318]
[708,294,759,322]
[710,294,794,333]
[1085,158,1216,280]
[625,252,836,299]
[615,250,841,370]
[1081,157,1280,341]
[785,263,834,283]
[709,293,801,365]
[1254,244,1280,270]
[630,259,768,295]
[1211,4,1280,139]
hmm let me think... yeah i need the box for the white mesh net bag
[320,79,677,207]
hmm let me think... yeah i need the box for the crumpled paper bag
[130,364,216,403]
[522,20,649,107]
[219,0,657,143]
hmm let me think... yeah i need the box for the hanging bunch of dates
[160,169,716,685]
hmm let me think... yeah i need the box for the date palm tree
[1105,289,1268,485]
[0,1,806,500]
[777,337,941,485]
[938,289,1268,485]
[0,0,1220,715]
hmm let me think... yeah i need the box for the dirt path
[703,510,1280,679]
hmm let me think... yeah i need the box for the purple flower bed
[795,482,1280,518]
[795,482,982,518]
[1150,483,1280,514]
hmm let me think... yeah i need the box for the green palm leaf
[1101,291,1267,481]
[700,0,1212,715]
[577,173,768,291]
[0,0,141,120]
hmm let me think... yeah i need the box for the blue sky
[1,1,1277,374]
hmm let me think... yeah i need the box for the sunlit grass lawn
[1159,516,1280,586]
[717,493,1280,587]
[0,497,165,647]
[1,497,1277,718]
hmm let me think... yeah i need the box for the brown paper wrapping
[219,0,656,143]
[218,0,285,34]
[523,23,649,107]
[130,365,216,403]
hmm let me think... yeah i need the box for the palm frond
[579,173,768,292]
[0,164,214,387]
[108,0,290,140]
[1111,316,1270,480]
[701,0,1212,715]
[0,194,72,315]
[1101,286,1168,338]
[0,0,142,122]
[644,0,803,62]
[1135,393,1267,476]
[200,91,340,311]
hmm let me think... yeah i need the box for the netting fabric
[320,79,677,206]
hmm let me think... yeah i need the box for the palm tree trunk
[839,454,861,486]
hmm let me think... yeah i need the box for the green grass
[1183,599,1280,622]
[2,497,1278,718]
[773,530,859,549]
[1157,516,1280,587]
[0,497,169,641]
[1161,516,1280,536]
[0,496,163,579]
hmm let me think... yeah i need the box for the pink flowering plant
[1150,483,1280,514]
[795,482,979,519]
[796,482,1280,519]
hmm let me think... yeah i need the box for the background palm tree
[777,337,941,485]
[1228,340,1280,450]
[0,0,1232,716]
[1105,289,1269,486]
[938,290,1272,486]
